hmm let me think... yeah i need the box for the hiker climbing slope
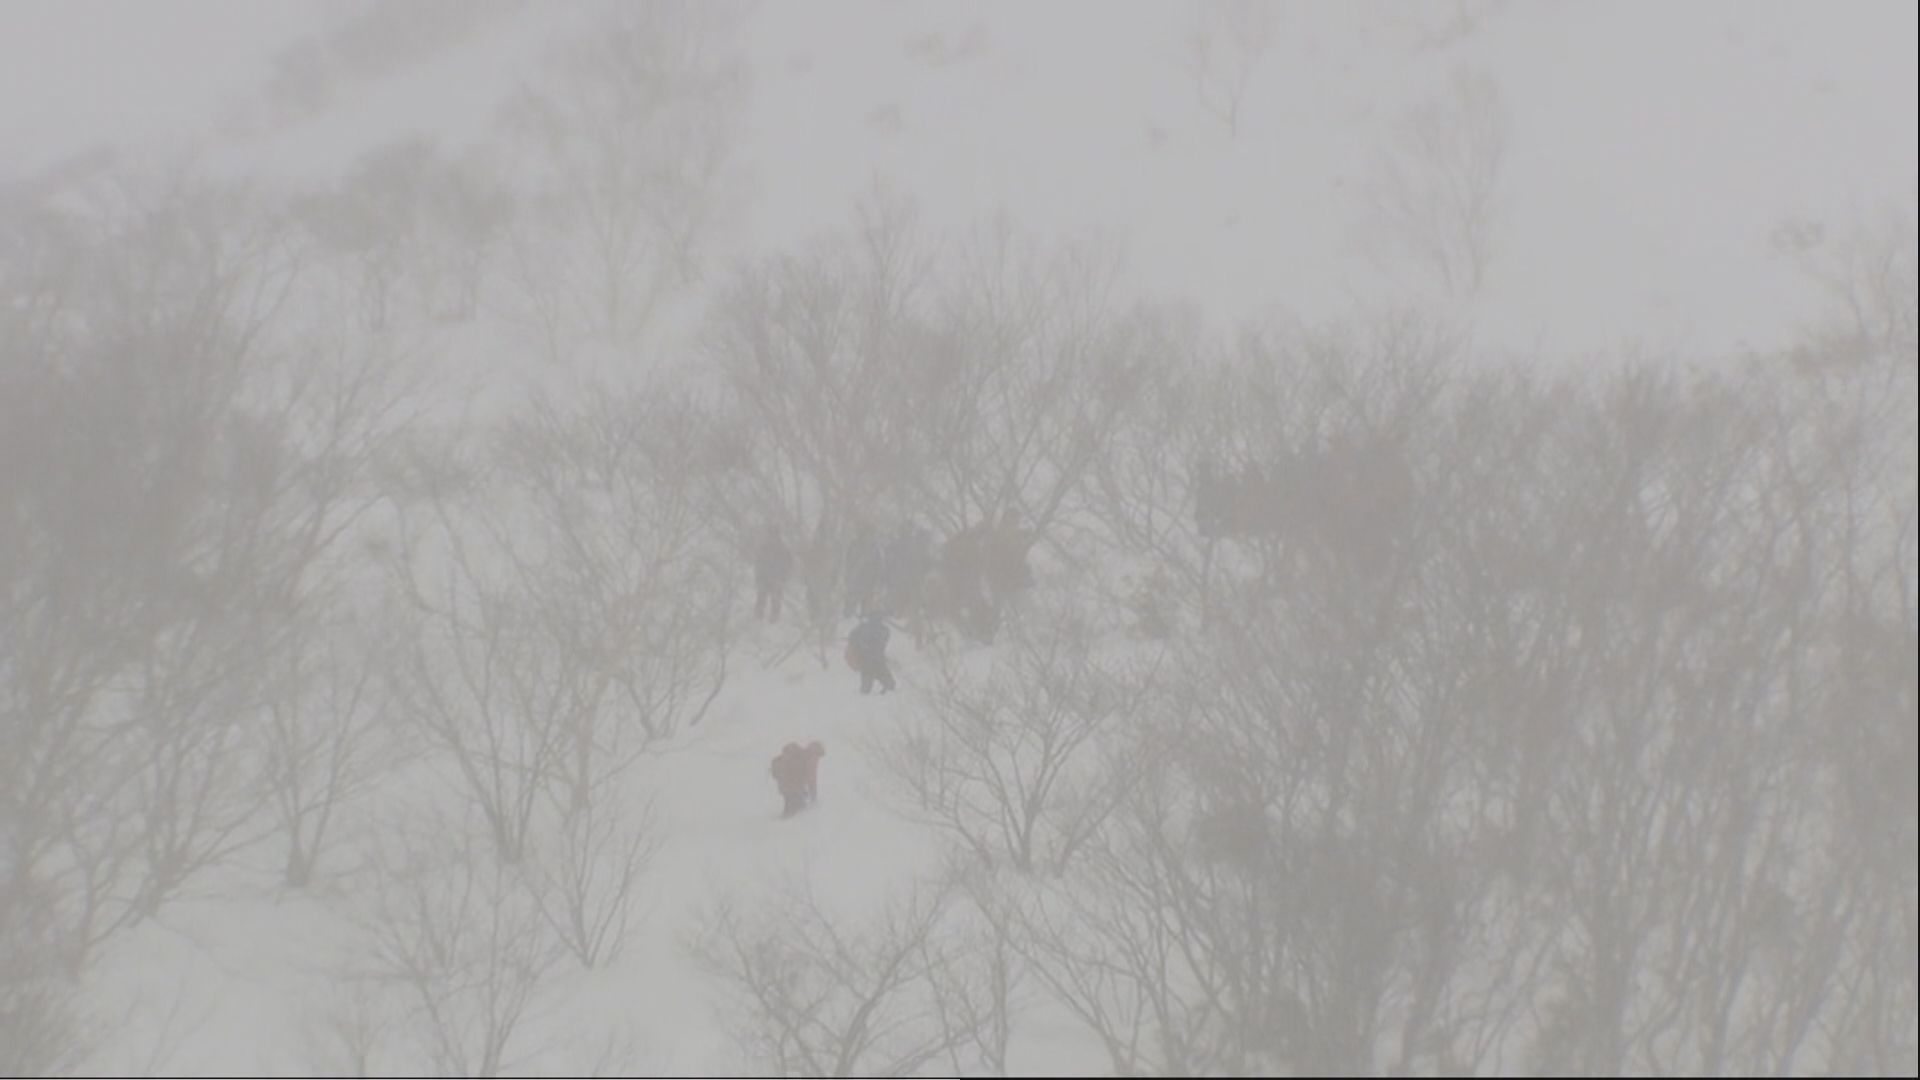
[847,613,896,695]
[770,741,826,818]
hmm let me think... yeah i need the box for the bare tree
[387,384,732,860]
[703,186,936,660]
[0,170,396,965]
[296,137,516,331]
[1357,66,1511,299]
[0,870,82,1077]
[706,186,932,534]
[909,218,1144,541]
[1006,325,1919,1075]
[490,387,735,789]
[690,870,1009,1077]
[387,534,569,865]
[1182,0,1281,139]
[875,601,1154,874]
[1080,306,1222,634]
[349,812,563,1078]
[1771,204,1919,370]
[261,605,404,888]
[495,1,749,351]
[528,797,659,969]
[708,197,1153,643]
[300,983,391,1079]
[927,870,1029,1078]
[294,139,430,333]
[1090,314,1446,625]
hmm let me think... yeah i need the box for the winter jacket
[771,742,825,797]
[848,617,890,664]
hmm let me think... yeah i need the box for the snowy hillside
[82,638,955,1075]
[3,2,1916,1078]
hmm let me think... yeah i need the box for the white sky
[1,0,1914,359]
[0,0,313,169]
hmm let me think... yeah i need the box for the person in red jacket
[770,741,826,818]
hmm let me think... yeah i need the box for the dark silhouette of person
[770,741,826,818]
[847,613,896,694]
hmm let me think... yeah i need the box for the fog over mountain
[2,2,1914,1076]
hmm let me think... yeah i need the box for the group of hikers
[762,613,890,818]
[941,510,1036,642]
[751,509,1036,818]
[751,520,934,628]
[749,511,1035,646]
[757,442,1414,816]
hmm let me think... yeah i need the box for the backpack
[850,619,888,660]
[772,745,807,791]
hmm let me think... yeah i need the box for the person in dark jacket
[770,741,826,818]
[847,613,896,694]
[752,524,792,622]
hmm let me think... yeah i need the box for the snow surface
[84,624,980,1076]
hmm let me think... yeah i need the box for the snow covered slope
[9,2,1915,1075]
[86,627,967,1076]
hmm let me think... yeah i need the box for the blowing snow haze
[1,2,1916,1077]
[4,0,1915,357]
